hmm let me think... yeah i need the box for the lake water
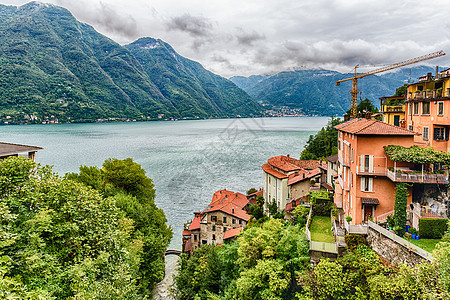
[0,117,329,250]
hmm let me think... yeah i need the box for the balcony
[356,156,387,176]
[408,88,450,100]
[381,106,404,113]
[386,168,448,184]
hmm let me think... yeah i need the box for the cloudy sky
[1,0,450,77]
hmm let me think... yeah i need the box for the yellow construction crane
[336,50,446,118]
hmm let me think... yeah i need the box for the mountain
[0,2,261,123]
[230,67,437,116]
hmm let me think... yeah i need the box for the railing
[386,169,448,184]
[376,210,395,223]
[344,218,368,234]
[356,156,387,176]
[310,241,337,254]
[367,221,433,261]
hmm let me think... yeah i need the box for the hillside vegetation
[0,2,261,124]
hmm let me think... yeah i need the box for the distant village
[182,67,450,266]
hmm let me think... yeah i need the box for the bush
[345,234,365,251]
[313,202,332,216]
[345,216,352,223]
[419,218,448,238]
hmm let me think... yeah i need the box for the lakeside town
[181,67,450,267]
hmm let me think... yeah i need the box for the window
[422,101,430,115]
[438,102,444,115]
[423,127,429,140]
[212,234,216,240]
[408,125,413,131]
[223,217,227,223]
[413,102,419,115]
[223,227,227,232]
[360,155,373,173]
[409,103,412,116]
[202,240,207,245]
[360,177,373,192]
[194,235,197,242]
[211,216,217,222]
[364,155,370,172]
[232,219,236,224]
[239,220,242,224]
[212,225,216,231]
[434,127,448,141]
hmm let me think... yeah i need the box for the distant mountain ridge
[0,2,261,123]
[230,66,438,116]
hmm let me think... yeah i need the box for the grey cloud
[166,13,213,37]
[54,0,138,39]
[235,28,265,46]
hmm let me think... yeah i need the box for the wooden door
[364,205,373,222]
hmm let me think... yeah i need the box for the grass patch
[404,236,441,253]
[310,216,334,243]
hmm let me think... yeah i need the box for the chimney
[303,173,305,179]
[287,154,290,158]
[436,66,440,78]
[427,72,432,81]
[366,111,372,119]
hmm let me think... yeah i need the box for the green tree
[393,183,408,237]
[301,117,342,160]
[346,98,378,116]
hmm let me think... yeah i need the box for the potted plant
[345,216,352,224]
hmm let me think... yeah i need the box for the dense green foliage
[301,117,342,160]
[66,158,172,293]
[345,98,378,116]
[419,218,448,239]
[385,145,450,164]
[393,183,408,237]
[0,3,261,124]
[0,156,171,298]
[175,219,310,299]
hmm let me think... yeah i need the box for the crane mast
[336,50,446,119]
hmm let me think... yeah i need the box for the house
[0,142,43,161]
[325,154,338,190]
[287,167,325,202]
[334,118,418,225]
[405,68,450,152]
[262,155,324,212]
[183,190,250,253]
[379,96,406,127]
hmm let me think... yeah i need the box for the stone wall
[366,221,432,267]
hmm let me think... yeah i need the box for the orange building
[405,68,450,152]
[334,118,418,225]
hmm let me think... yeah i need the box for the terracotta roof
[209,189,235,207]
[361,197,380,205]
[223,227,243,240]
[321,182,334,192]
[184,238,192,253]
[262,163,288,179]
[335,118,417,136]
[268,155,302,172]
[182,230,191,236]
[326,154,338,163]
[0,142,43,157]
[288,168,322,185]
[247,189,263,198]
[206,191,251,221]
[189,214,202,231]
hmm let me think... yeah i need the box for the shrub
[345,234,365,251]
[409,227,417,235]
[394,183,408,237]
[345,216,352,223]
[313,202,332,216]
[419,218,448,238]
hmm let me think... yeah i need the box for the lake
[0,117,329,249]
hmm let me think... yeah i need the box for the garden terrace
[384,145,449,184]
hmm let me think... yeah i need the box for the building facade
[334,118,417,225]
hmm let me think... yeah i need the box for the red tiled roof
[182,230,191,236]
[223,227,243,240]
[184,238,192,253]
[268,156,302,172]
[247,189,263,198]
[288,168,322,186]
[321,182,334,191]
[262,163,288,179]
[209,189,235,207]
[335,118,417,136]
[206,191,251,221]
[189,214,202,231]
[326,154,338,163]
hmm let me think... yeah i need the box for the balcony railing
[343,218,368,234]
[407,88,450,100]
[356,156,387,176]
[386,169,448,184]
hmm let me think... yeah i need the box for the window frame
[422,101,430,115]
[438,102,444,116]
[423,126,429,141]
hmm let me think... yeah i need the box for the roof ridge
[354,119,376,133]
